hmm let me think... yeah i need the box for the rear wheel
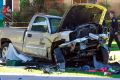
[1,43,9,62]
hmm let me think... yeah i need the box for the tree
[20,0,30,11]
[47,0,65,16]
[13,0,66,24]
[13,0,33,23]
[32,0,46,13]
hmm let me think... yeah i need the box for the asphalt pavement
[0,75,119,80]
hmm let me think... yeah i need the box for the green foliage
[47,1,66,16]
[47,9,60,16]
[20,0,30,10]
[14,0,33,22]
[13,0,66,27]
[12,0,33,26]
[32,0,45,13]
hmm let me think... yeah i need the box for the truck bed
[0,27,26,51]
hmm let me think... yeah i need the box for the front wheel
[53,48,65,71]
[96,46,109,64]
[101,46,109,64]
[53,48,65,64]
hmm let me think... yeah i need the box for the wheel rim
[1,47,8,62]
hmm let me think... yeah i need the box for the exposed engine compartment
[69,23,103,41]
[58,23,108,66]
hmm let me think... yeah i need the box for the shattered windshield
[49,18,61,33]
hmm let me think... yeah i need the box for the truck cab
[0,14,62,61]
[28,14,61,34]
[22,14,62,60]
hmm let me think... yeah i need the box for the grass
[65,68,120,78]
[0,66,45,76]
[0,65,120,78]
[110,44,119,51]
[0,66,109,78]
[107,41,120,51]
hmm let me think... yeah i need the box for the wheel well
[1,38,11,47]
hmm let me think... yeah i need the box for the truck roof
[34,13,62,19]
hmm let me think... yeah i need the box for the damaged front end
[59,24,109,66]
[55,4,109,67]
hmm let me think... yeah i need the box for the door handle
[27,34,32,37]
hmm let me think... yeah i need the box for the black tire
[101,47,109,64]
[53,48,65,64]
[1,43,9,62]
[97,46,109,64]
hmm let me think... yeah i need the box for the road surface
[0,74,119,80]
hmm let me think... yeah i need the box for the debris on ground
[81,65,90,71]
[93,55,111,69]
[6,43,32,62]
[104,72,112,76]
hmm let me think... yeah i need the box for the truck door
[23,17,48,58]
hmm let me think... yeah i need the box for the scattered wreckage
[0,4,109,69]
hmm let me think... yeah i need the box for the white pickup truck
[0,14,62,60]
[0,4,109,66]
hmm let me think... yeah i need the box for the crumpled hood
[59,4,107,31]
